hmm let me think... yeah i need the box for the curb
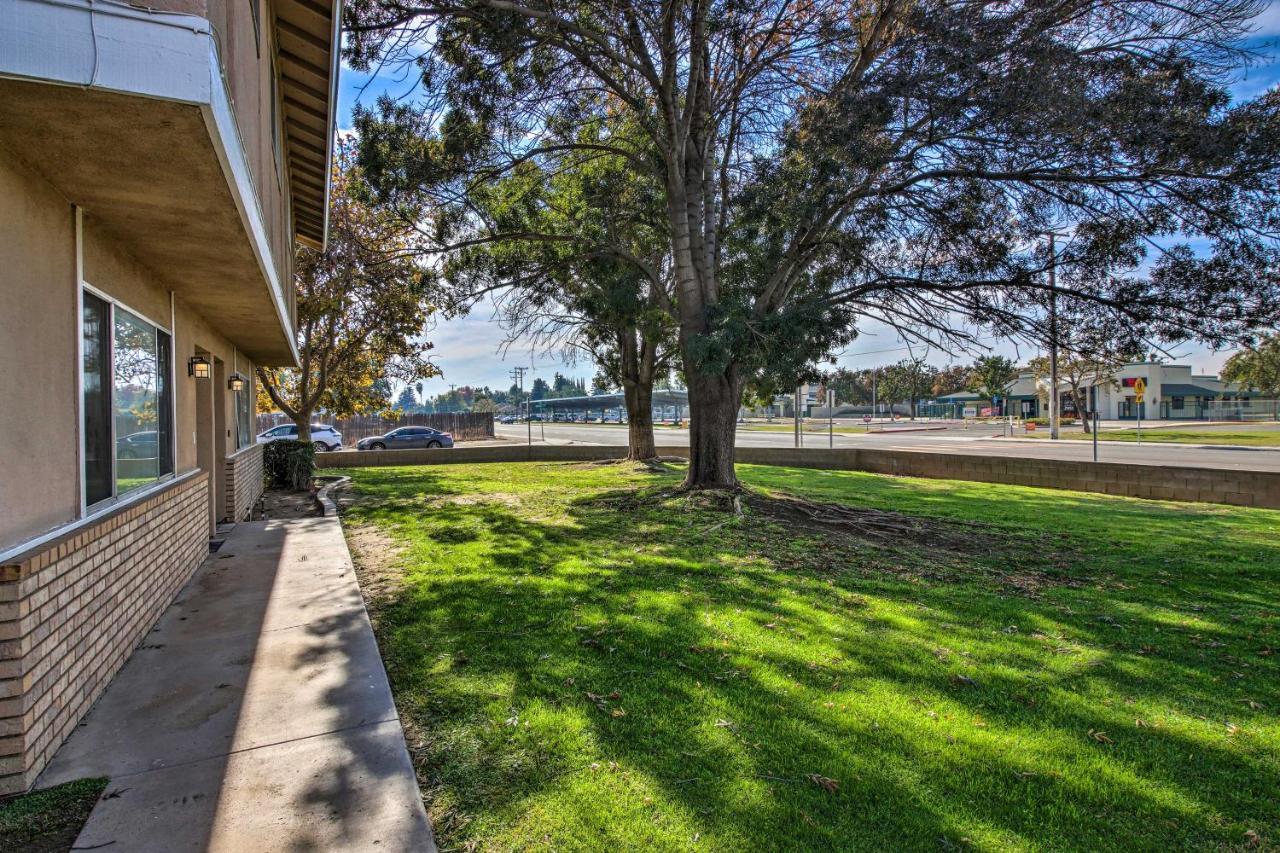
[315,476,351,516]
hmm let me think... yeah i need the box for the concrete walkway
[38,514,435,852]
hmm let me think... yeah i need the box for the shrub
[1027,416,1077,426]
[263,439,315,491]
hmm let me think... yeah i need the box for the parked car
[116,430,159,459]
[356,426,454,450]
[257,423,344,452]
[498,415,518,424]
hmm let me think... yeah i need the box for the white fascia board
[0,0,299,366]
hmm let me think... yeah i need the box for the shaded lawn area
[0,778,106,853]
[334,461,1280,851]
[1022,428,1280,446]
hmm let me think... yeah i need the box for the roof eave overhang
[0,0,300,365]
[275,0,342,249]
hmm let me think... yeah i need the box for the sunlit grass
[1021,427,1280,446]
[334,461,1280,851]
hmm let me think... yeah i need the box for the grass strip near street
[0,778,106,853]
[1021,428,1280,446]
[334,461,1279,851]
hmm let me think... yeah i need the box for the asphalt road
[494,422,1280,472]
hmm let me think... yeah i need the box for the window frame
[79,282,176,515]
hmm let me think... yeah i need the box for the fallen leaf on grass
[950,674,977,688]
[611,708,627,718]
[1088,729,1113,744]
[806,773,839,793]
[1240,699,1264,710]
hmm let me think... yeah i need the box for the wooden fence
[255,412,495,443]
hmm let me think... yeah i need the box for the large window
[81,290,173,508]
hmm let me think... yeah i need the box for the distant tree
[531,378,550,401]
[590,372,612,396]
[822,368,875,407]
[472,397,497,414]
[880,359,939,419]
[932,365,972,399]
[257,143,439,443]
[1222,334,1280,397]
[394,386,418,412]
[966,357,1019,405]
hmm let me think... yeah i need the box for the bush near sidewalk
[262,439,315,491]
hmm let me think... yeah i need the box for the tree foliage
[1222,333,1280,396]
[967,356,1020,402]
[346,0,1280,486]
[878,359,940,418]
[257,143,440,441]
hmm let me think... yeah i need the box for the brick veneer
[224,443,264,522]
[315,444,1280,509]
[0,472,210,795]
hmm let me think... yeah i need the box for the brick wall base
[224,443,264,522]
[0,472,210,795]
[315,444,1280,509]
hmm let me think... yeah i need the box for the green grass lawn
[0,778,106,853]
[1022,428,1280,446]
[334,461,1280,851]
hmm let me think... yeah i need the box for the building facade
[0,0,339,794]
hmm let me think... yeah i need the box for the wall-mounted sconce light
[228,373,247,392]
[188,356,211,378]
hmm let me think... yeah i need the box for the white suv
[257,423,344,452]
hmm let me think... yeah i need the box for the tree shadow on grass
[342,464,1280,851]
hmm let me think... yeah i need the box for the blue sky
[335,8,1280,397]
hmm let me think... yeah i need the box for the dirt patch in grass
[0,778,106,853]
[260,487,320,519]
[346,522,409,602]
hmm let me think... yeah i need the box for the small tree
[1222,334,1280,397]
[967,357,1020,409]
[822,368,875,408]
[879,359,939,420]
[472,397,497,414]
[394,386,418,412]
[257,143,439,442]
[933,365,972,399]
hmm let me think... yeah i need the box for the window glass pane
[157,330,173,475]
[113,307,160,496]
[83,292,113,506]
[236,385,252,450]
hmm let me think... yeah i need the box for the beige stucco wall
[0,151,79,548]
[0,147,261,552]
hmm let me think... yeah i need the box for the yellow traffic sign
[1133,377,1146,403]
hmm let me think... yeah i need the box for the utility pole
[872,369,878,421]
[510,367,529,446]
[1047,232,1061,441]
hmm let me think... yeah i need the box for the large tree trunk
[294,415,313,444]
[683,366,741,490]
[623,381,656,460]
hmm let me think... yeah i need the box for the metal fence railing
[255,412,495,443]
[1203,400,1280,422]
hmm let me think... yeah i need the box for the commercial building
[929,362,1264,421]
[0,0,339,795]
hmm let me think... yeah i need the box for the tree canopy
[257,143,440,441]
[346,0,1280,486]
[1222,333,1280,396]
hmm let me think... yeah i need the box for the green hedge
[1026,416,1078,426]
[263,439,315,491]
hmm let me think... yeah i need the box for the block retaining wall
[315,444,1280,509]
[0,472,210,795]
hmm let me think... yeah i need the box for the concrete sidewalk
[37,514,435,852]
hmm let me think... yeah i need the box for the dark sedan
[356,426,454,450]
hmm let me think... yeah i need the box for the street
[493,421,1280,472]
